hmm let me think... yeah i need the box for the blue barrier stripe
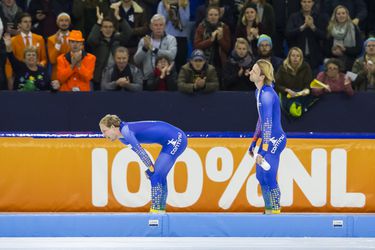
[1,132,375,139]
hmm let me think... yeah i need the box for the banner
[0,136,374,212]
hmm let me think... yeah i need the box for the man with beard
[27,0,72,38]
[47,12,71,82]
[255,34,283,74]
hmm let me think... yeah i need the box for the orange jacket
[57,51,96,91]
[5,33,47,78]
[47,34,71,80]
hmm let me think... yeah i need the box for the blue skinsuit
[119,121,187,211]
[253,84,287,211]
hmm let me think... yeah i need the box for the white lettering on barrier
[111,148,151,207]
[206,147,234,182]
[330,149,365,207]
[278,148,328,207]
[92,148,108,207]
[91,147,366,209]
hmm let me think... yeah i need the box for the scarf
[111,64,133,90]
[229,50,254,68]
[0,2,19,21]
[201,20,222,66]
[331,22,356,48]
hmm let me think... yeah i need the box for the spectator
[101,46,142,91]
[222,37,255,91]
[47,12,71,81]
[111,0,149,59]
[322,0,367,27]
[235,2,263,56]
[3,33,54,91]
[178,49,219,93]
[56,30,96,91]
[255,34,283,74]
[275,47,313,117]
[5,12,47,90]
[268,0,301,57]
[72,0,110,38]
[145,54,177,91]
[324,5,362,71]
[134,14,177,85]
[157,0,190,72]
[87,7,132,90]
[195,0,236,34]
[285,0,328,74]
[194,6,230,86]
[249,0,275,37]
[0,0,23,36]
[312,58,354,96]
[28,0,72,38]
[352,37,375,91]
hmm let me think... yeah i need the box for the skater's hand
[248,141,257,157]
[256,154,263,165]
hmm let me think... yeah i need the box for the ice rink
[0,237,375,249]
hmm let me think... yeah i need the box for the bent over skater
[99,114,187,213]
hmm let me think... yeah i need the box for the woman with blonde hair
[3,33,53,91]
[99,114,187,214]
[235,2,263,56]
[324,5,362,71]
[222,37,255,90]
[275,47,313,117]
[248,59,286,214]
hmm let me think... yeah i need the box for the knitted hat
[257,34,273,48]
[364,37,375,48]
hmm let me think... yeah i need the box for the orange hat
[68,30,84,42]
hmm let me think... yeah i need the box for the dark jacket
[177,62,219,94]
[87,20,132,84]
[275,61,313,94]
[286,11,328,69]
[222,51,255,91]
[324,25,363,71]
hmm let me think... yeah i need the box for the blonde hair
[256,59,274,84]
[241,5,259,26]
[327,5,352,36]
[283,47,303,75]
[23,46,39,59]
[99,114,121,128]
[235,37,250,51]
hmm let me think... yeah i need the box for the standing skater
[248,59,287,214]
[99,114,187,213]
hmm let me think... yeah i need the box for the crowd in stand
[0,0,375,116]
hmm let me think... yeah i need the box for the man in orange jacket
[56,30,96,91]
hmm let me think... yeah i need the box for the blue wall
[0,91,374,133]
